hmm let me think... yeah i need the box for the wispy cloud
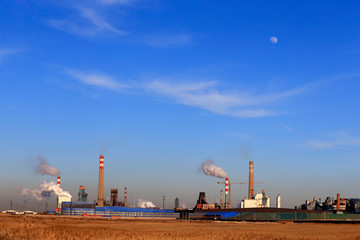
[78,7,125,35]
[143,33,193,48]
[98,0,137,5]
[65,69,128,90]
[62,68,305,118]
[146,80,304,118]
[0,48,21,63]
[306,131,360,149]
[48,5,126,37]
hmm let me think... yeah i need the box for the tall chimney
[248,161,254,199]
[56,176,61,213]
[225,178,229,208]
[124,187,127,207]
[220,189,223,208]
[98,155,104,207]
[336,193,340,211]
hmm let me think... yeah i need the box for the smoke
[199,160,228,178]
[21,181,72,201]
[21,188,31,196]
[35,155,60,176]
[22,188,43,201]
[136,198,155,208]
[180,202,187,209]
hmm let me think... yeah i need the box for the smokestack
[337,193,340,211]
[248,161,254,199]
[220,189,223,208]
[98,155,104,207]
[56,176,60,213]
[225,178,229,208]
[111,189,118,206]
[124,187,127,207]
[196,192,208,204]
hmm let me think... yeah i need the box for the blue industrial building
[61,202,179,218]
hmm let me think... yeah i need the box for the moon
[270,36,278,44]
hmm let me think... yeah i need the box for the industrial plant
[44,155,360,222]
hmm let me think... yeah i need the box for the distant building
[240,191,270,208]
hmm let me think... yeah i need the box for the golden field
[1,214,360,240]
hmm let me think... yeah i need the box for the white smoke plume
[21,181,72,201]
[35,155,60,176]
[199,160,228,178]
[136,198,156,208]
[180,202,187,209]
[40,181,71,198]
[21,188,44,201]
[21,188,31,196]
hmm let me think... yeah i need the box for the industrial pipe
[225,178,229,208]
[248,161,254,199]
[124,187,127,207]
[98,155,104,207]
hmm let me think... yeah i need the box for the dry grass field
[1,214,360,240]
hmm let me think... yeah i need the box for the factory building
[57,154,360,222]
[78,185,88,202]
[239,161,271,208]
[240,190,270,208]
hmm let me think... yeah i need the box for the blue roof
[96,206,174,213]
[71,201,96,204]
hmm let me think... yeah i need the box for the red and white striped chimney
[225,177,229,208]
[98,155,104,207]
[57,176,60,187]
[124,187,127,207]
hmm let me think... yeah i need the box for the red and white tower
[56,176,61,213]
[98,155,104,207]
[124,187,127,207]
[225,178,229,208]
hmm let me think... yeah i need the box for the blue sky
[1,0,360,211]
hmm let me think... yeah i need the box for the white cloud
[62,69,304,118]
[306,131,360,149]
[98,0,136,5]
[146,80,303,118]
[78,7,125,35]
[65,69,128,90]
[143,33,192,48]
[48,6,126,37]
[48,19,97,37]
